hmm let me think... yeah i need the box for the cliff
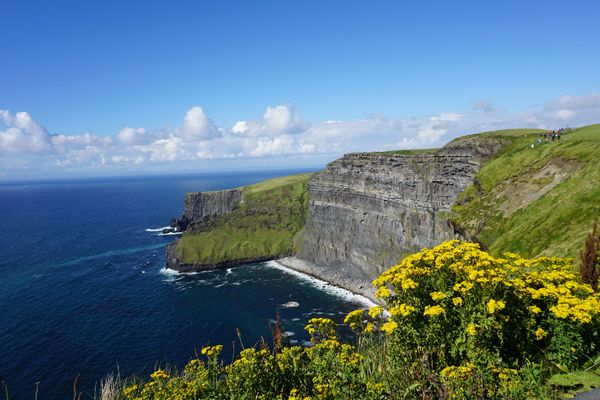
[166,125,600,298]
[291,136,509,293]
[166,173,310,272]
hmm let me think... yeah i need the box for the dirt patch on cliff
[497,158,583,216]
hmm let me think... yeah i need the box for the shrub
[362,240,600,399]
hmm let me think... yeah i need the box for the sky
[1,0,600,180]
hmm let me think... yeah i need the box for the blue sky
[1,0,600,179]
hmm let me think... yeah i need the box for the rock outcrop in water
[292,136,508,292]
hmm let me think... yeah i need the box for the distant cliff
[166,174,310,272]
[169,189,243,233]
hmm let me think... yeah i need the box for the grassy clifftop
[450,124,600,259]
[174,173,311,265]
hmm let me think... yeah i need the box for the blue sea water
[0,169,366,399]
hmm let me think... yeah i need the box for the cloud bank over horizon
[1,93,600,179]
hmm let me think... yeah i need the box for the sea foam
[266,261,377,309]
[145,226,171,232]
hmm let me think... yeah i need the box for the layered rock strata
[294,137,506,292]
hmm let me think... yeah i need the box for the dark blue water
[0,169,364,399]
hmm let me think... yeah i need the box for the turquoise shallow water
[0,170,364,399]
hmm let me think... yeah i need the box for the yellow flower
[423,305,445,317]
[486,299,506,314]
[389,303,416,317]
[201,345,223,357]
[430,291,447,301]
[466,323,477,336]
[380,320,398,334]
[375,286,392,299]
[452,297,463,306]
[534,327,548,340]
[528,305,542,314]
[453,281,474,293]
[150,369,169,380]
[368,306,384,318]
[401,278,418,290]
[363,322,375,334]
[123,384,138,397]
[344,309,365,324]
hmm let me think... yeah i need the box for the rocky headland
[165,133,511,297]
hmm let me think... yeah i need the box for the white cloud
[178,106,219,140]
[555,109,575,120]
[0,110,52,154]
[546,93,600,110]
[232,104,307,137]
[231,120,262,135]
[2,92,600,178]
[117,127,148,145]
[263,104,305,134]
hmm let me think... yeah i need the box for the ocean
[0,169,368,399]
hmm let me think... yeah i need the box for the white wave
[159,267,207,277]
[158,232,183,236]
[159,267,180,276]
[266,261,377,309]
[226,268,233,275]
[145,226,171,232]
[281,300,300,308]
[285,331,295,337]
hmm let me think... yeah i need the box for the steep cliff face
[171,189,243,232]
[296,137,508,287]
[166,189,243,270]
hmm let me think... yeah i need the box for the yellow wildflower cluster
[201,344,223,357]
[430,291,447,301]
[423,304,445,317]
[440,363,475,380]
[466,323,477,336]
[368,305,384,318]
[370,240,599,337]
[363,322,375,334]
[343,309,365,331]
[380,320,398,334]
[150,369,169,380]
[389,303,416,317]
[486,299,506,314]
[363,240,600,385]
[304,317,337,340]
[534,327,548,340]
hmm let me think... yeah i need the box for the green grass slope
[175,173,311,265]
[450,124,600,259]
